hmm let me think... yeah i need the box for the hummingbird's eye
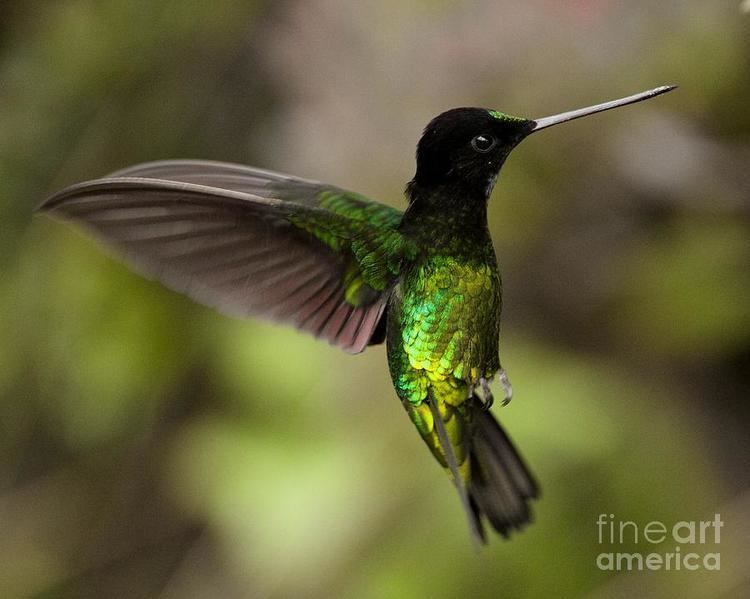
[471,134,496,153]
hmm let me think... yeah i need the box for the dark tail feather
[427,396,486,545]
[468,397,539,538]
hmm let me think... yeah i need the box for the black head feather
[408,107,533,201]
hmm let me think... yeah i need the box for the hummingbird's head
[408,107,533,201]
[407,85,676,204]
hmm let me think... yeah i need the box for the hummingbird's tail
[419,394,538,543]
[466,397,539,540]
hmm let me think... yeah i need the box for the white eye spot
[471,134,496,153]
[485,173,498,197]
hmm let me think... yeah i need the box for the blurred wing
[40,170,410,354]
[109,160,404,228]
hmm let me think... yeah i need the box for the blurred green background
[1,1,749,597]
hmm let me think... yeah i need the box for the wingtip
[35,192,61,213]
[35,178,102,214]
[35,185,84,213]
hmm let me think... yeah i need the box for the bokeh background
[1,1,749,597]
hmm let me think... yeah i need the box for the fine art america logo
[596,514,722,571]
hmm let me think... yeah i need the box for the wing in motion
[39,160,413,353]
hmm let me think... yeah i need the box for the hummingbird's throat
[485,173,499,198]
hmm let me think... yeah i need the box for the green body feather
[298,188,504,486]
[291,186,504,486]
[387,219,502,483]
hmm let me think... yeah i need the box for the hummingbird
[39,85,675,543]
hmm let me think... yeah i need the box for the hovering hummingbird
[40,85,675,543]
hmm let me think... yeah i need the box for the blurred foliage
[1,1,749,598]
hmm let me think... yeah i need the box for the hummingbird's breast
[386,251,502,405]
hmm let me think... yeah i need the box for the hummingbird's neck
[400,180,491,244]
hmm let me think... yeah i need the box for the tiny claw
[479,377,494,411]
[498,369,513,406]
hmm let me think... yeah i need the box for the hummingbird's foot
[478,377,494,411]
[498,369,513,406]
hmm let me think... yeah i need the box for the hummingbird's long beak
[530,85,677,132]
